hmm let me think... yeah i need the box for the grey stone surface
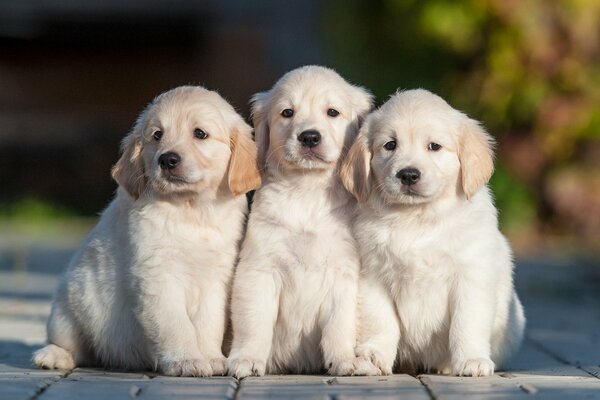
[236,375,429,399]
[41,374,238,400]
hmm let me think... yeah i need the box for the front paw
[328,358,357,376]
[226,357,266,378]
[210,356,227,376]
[160,357,213,377]
[355,346,392,375]
[353,356,382,376]
[453,357,495,377]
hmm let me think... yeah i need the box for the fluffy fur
[227,65,373,378]
[340,89,525,377]
[32,86,261,376]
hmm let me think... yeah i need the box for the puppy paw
[209,356,227,376]
[453,357,495,377]
[32,344,76,371]
[328,358,357,376]
[353,357,382,376]
[160,357,213,377]
[355,346,392,375]
[226,357,266,379]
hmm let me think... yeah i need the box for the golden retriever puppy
[32,86,261,376]
[227,66,373,378]
[341,89,525,377]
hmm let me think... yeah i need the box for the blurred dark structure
[0,0,323,214]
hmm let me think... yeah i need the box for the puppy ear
[228,121,262,196]
[111,113,147,200]
[459,118,495,199]
[340,126,373,203]
[349,84,374,124]
[250,91,271,173]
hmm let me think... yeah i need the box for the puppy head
[251,65,373,174]
[112,86,261,200]
[341,89,494,205]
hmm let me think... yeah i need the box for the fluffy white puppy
[227,66,373,378]
[341,89,525,377]
[32,86,261,376]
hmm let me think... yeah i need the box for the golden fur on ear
[459,118,495,199]
[340,129,372,203]
[349,84,374,123]
[111,116,147,200]
[228,123,262,196]
[250,91,270,173]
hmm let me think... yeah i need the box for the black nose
[397,167,421,185]
[298,130,321,148]
[158,152,181,170]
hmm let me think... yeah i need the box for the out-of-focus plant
[324,0,600,249]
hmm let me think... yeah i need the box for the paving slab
[420,373,600,400]
[237,375,429,399]
[40,372,238,400]
[0,375,62,400]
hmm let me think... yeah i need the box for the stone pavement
[1,243,599,399]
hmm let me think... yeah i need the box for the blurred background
[0,0,599,256]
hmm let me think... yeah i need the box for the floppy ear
[250,91,271,173]
[340,126,373,203]
[228,121,262,196]
[349,84,374,124]
[111,113,147,200]
[459,118,495,199]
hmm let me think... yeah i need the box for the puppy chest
[389,269,452,353]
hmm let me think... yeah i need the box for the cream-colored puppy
[341,89,525,377]
[227,66,373,378]
[32,86,261,376]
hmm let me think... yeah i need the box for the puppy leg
[227,267,279,379]
[320,270,359,376]
[449,276,496,377]
[32,300,85,370]
[192,281,229,376]
[354,277,399,376]
[136,278,211,377]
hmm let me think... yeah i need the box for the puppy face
[112,86,261,199]
[341,89,494,204]
[251,66,373,173]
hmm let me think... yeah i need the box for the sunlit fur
[341,89,525,377]
[32,86,261,376]
[227,66,373,378]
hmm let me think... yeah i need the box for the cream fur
[341,89,525,377]
[227,66,373,378]
[32,86,260,376]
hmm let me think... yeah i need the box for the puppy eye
[152,130,163,141]
[281,109,294,118]
[428,142,442,151]
[384,140,396,151]
[194,128,209,140]
[327,108,340,117]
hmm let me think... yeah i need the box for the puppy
[32,86,261,376]
[226,66,373,378]
[341,89,525,377]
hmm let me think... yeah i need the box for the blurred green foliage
[324,0,600,246]
[0,199,95,247]
[0,198,74,222]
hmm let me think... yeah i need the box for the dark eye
[384,140,396,151]
[152,130,163,141]
[194,128,208,140]
[281,109,294,118]
[428,142,442,151]
[327,108,340,117]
